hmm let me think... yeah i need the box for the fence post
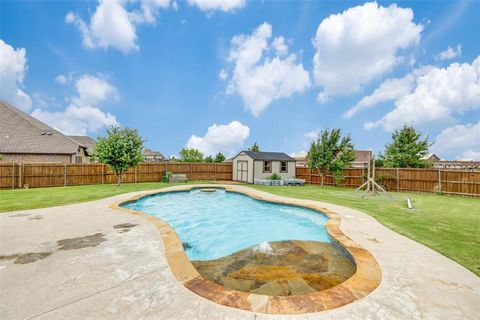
[214,163,217,181]
[11,163,14,189]
[396,168,400,192]
[135,167,137,183]
[64,164,67,187]
[20,163,23,189]
[438,169,442,194]
[190,163,193,180]
[101,164,105,184]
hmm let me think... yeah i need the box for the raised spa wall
[111,185,382,314]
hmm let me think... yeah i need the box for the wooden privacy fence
[295,167,480,197]
[1,162,479,196]
[0,162,232,189]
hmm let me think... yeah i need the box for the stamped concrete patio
[0,185,479,319]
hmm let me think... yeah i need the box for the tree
[248,142,260,152]
[92,126,144,185]
[214,152,226,163]
[378,124,432,168]
[204,155,214,163]
[307,128,355,187]
[179,148,204,162]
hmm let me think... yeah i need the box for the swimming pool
[115,185,381,312]
[122,188,331,260]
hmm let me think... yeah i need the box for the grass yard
[0,182,479,276]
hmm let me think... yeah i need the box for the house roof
[67,135,96,152]
[0,100,81,155]
[143,148,164,157]
[353,150,372,163]
[238,151,295,161]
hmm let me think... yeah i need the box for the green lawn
[0,182,478,276]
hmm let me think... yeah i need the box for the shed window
[280,161,288,173]
[263,161,271,173]
[74,156,82,164]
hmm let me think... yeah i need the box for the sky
[1,0,479,160]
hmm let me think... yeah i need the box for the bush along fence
[0,162,232,189]
[0,162,479,196]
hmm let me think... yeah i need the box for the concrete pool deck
[0,184,479,319]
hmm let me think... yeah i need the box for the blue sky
[1,0,479,159]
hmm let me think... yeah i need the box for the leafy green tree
[92,126,144,185]
[248,142,260,152]
[378,124,432,168]
[179,148,204,162]
[204,155,214,163]
[214,152,226,163]
[307,128,355,187]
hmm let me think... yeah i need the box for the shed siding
[253,160,296,180]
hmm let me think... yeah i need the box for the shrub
[269,173,282,180]
[162,171,172,183]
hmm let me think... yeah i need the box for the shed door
[237,160,248,182]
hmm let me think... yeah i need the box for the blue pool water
[122,188,331,260]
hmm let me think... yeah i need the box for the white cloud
[218,68,228,81]
[459,150,480,161]
[66,0,172,53]
[186,121,250,156]
[435,45,462,61]
[432,122,480,160]
[365,56,480,131]
[289,150,307,158]
[187,0,245,12]
[129,0,172,24]
[304,128,322,140]
[73,74,118,106]
[0,39,32,111]
[32,74,119,135]
[344,72,418,118]
[224,23,310,116]
[55,74,68,85]
[31,105,118,136]
[312,2,423,96]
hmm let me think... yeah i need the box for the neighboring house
[352,150,372,168]
[67,135,97,162]
[421,153,441,163]
[0,100,89,163]
[223,157,233,163]
[293,152,308,167]
[232,151,296,183]
[143,148,165,162]
[433,160,480,170]
[294,150,372,168]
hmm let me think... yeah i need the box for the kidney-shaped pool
[123,188,331,260]
[121,187,358,296]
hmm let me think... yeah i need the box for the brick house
[0,100,93,163]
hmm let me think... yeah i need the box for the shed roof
[0,100,81,155]
[238,151,295,161]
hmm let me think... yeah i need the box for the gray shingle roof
[0,100,81,154]
[67,135,96,153]
[239,151,295,161]
[143,148,164,157]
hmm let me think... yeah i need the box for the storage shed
[232,151,296,183]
